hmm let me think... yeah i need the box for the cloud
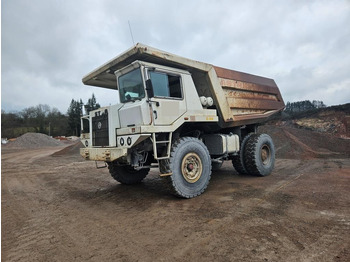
[2,0,350,113]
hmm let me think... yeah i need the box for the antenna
[128,20,135,45]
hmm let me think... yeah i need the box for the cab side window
[149,71,182,99]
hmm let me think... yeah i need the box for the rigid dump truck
[80,43,285,198]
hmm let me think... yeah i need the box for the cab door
[148,71,186,126]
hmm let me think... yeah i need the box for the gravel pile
[7,133,64,149]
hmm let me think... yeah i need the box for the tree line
[1,97,327,138]
[1,94,100,138]
[284,100,326,114]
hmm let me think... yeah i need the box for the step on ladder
[151,132,172,160]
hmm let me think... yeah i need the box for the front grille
[92,110,109,146]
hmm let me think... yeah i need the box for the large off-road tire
[108,163,150,185]
[166,137,212,198]
[232,133,254,174]
[244,134,275,176]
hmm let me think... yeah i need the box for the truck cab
[80,60,218,163]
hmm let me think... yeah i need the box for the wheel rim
[261,144,271,165]
[181,152,203,183]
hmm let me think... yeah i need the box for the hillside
[267,103,350,139]
[258,103,350,160]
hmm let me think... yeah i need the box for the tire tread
[232,133,254,174]
[165,137,211,198]
[108,163,149,184]
[244,133,275,177]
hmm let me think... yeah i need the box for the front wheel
[244,134,275,176]
[108,163,150,184]
[166,137,212,198]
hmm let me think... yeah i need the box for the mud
[2,127,350,261]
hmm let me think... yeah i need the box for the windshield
[118,68,145,103]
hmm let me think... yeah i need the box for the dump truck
[80,43,285,198]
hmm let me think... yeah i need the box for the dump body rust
[83,43,285,128]
[213,66,284,126]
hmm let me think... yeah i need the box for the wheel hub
[187,163,194,170]
[261,144,271,165]
[181,152,203,183]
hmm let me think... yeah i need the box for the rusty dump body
[83,43,284,127]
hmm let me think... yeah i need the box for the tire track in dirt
[5,216,60,262]
[2,147,75,261]
[288,213,350,261]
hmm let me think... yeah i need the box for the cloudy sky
[2,0,350,113]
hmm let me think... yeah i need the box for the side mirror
[145,79,154,99]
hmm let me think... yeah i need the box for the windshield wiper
[126,98,141,103]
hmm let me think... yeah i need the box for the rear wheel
[244,134,275,176]
[166,137,211,198]
[108,163,150,184]
[232,133,253,174]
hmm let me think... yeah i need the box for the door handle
[148,100,160,107]
[153,110,158,119]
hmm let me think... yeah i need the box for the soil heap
[259,125,350,159]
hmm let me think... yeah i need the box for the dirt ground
[2,127,350,261]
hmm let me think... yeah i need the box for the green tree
[47,108,68,137]
[312,100,326,109]
[20,104,50,133]
[1,110,23,138]
[67,99,83,136]
[85,93,101,114]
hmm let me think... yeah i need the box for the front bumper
[80,147,127,162]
